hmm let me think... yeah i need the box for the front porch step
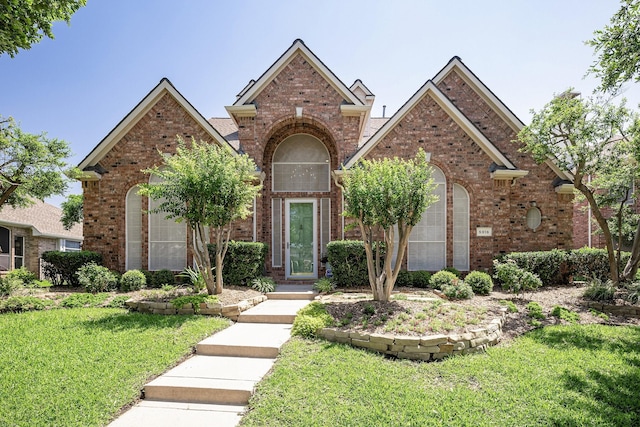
[144,355,274,405]
[237,299,311,324]
[109,401,245,427]
[266,291,316,300]
[197,323,292,358]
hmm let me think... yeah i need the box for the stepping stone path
[109,285,315,427]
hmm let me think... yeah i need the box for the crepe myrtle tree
[342,149,438,302]
[517,92,640,283]
[139,138,261,295]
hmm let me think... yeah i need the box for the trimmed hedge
[41,251,103,287]
[327,240,385,288]
[569,247,630,282]
[208,241,267,286]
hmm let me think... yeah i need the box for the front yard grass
[241,324,640,427]
[0,308,230,426]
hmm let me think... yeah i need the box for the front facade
[79,40,574,281]
[0,200,83,277]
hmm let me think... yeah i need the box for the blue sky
[1,0,638,206]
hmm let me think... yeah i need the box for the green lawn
[241,324,640,427]
[0,308,230,426]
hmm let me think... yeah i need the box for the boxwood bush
[42,250,102,287]
[208,241,267,286]
[77,263,118,293]
[120,269,146,292]
[501,249,569,285]
[327,240,385,288]
[464,271,493,295]
[430,270,457,290]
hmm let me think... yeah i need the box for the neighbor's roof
[0,200,82,240]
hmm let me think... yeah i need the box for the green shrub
[60,293,109,308]
[31,280,52,288]
[569,247,630,282]
[41,250,102,287]
[622,282,640,305]
[120,270,146,292]
[443,267,461,278]
[499,299,519,313]
[0,276,23,296]
[150,269,176,288]
[411,270,431,288]
[493,259,542,295]
[502,249,570,285]
[583,279,616,302]
[170,295,218,314]
[526,302,545,320]
[314,278,335,293]
[142,270,154,286]
[107,295,131,308]
[292,302,334,338]
[551,306,580,323]
[6,266,37,285]
[0,296,53,312]
[430,270,458,290]
[251,276,276,293]
[327,240,385,288]
[442,280,474,299]
[208,241,267,286]
[178,267,206,292]
[464,271,493,295]
[395,270,413,287]
[76,263,118,293]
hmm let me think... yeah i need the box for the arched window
[148,174,187,271]
[126,186,142,270]
[272,134,330,192]
[408,166,446,271]
[453,183,470,271]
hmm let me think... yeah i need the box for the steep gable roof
[79,78,235,176]
[0,200,82,240]
[344,79,521,171]
[231,39,364,107]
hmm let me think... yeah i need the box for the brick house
[78,39,574,282]
[0,200,83,277]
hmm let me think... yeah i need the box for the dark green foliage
[429,270,457,290]
[411,270,431,288]
[150,269,176,288]
[583,279,617,302]
[41,250,102,287]
[0,296,53,312]
[120,269,146,292]
[208,241,267,286]
[313,278,335,293]
[292,302,334,338]
[251,276,276,293]
[395,270,413,287]
[464,271,493,295]
[526,302,545,320]
[6,266,36,285]
[569,247,630,282]
[76,263,117,293]
[502,249,570,285]
[0,276,23,296]
[493,259,542,295]
[622,281,640,304]
[442,280,474,299]
[326,240,385,288]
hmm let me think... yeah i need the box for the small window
[526,207,542,231]
[0,227,10,271]
[61,240,82,252]
[14,236,24,269]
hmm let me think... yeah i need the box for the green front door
[286,200,317,279]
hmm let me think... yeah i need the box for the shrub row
[42,251,103,287]
[327,240,385,288]
[208,241,268,286]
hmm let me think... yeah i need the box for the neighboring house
[0,200,83,277]
[78,39,575,282]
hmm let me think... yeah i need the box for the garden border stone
[124,295,267,321]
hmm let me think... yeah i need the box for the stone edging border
[582,301,640,317]
[125,295,268,321]
[317,309,507,362]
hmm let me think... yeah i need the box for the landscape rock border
[125,295,267,321]
[582,301,640,317]
[318,308,507,361]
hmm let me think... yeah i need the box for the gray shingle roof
[0,200,83,240]
[208,118,239,150]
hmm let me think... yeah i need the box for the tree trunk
[622,221,640,281]
[192,223,215,295]
[211,227,230,295]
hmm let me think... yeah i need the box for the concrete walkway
[109,285,315,427]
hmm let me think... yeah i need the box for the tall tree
[138,138,261,295]
[517,92,640,283]
[0,116,73,209]
[587,0,640,94]
[0,0,87,57]
[61,194,82,230]
[342,150,437,302]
